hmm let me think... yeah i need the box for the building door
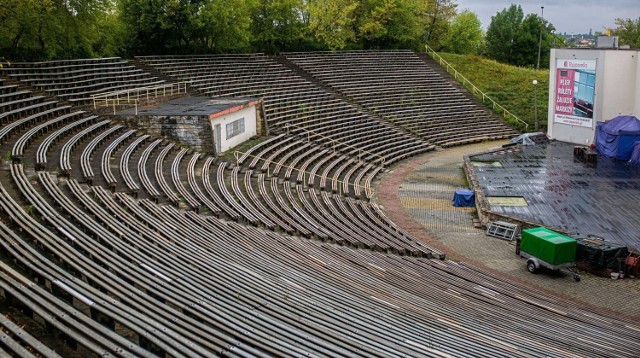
[214,123,222,154]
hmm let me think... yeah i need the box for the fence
[91,82,189,115]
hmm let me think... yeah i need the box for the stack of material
[575,235,629,275]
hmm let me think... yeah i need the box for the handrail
[424,44,529,130]
[284,123,386,167]
[91,81,190,115]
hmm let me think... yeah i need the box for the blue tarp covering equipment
[453,189,475,207]
[629,142,640,166]
[595,115,640,160]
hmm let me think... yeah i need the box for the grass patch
[438,53,549,132]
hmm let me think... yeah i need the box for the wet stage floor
[470,141,640,249]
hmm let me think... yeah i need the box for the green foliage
[485,5,554,68]
[0,0,117,60]
[0,0,569,62]
[120,0,255,55]
[442,10,483,54]
[308,0,357,50]
[485,4,524,64]
[357,0,427,50]
[439,52,549,131]
[613,17,640,48]
[0,0,463,58]
[250,0,308,53]
[510,14,542,67]
[199,0,255,52]
[423,0,457,51]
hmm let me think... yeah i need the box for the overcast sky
[455,0,640,35]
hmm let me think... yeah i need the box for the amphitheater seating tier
[135,54,434,163]
[0,57,165,105]
[284,50,518,146]
[1,54,637,357]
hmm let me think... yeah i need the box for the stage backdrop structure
[547,42,640,145]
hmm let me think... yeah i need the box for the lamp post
[551,30,556,48]
[536,6,544,70]
[533,80,539,131]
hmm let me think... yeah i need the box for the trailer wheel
[527,259,537,274]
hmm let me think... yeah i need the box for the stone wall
[122,115,214,153]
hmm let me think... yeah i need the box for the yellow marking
[487,196,528,206]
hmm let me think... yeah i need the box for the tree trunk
[11,28,24,58]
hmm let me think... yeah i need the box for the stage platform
[468,141,640,250]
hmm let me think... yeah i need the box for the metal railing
[424,44,528,130]
[284,123,386,167]
[91,81,189,115]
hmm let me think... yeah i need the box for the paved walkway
[376,142,640,321]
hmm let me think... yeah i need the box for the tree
[485,4,524,64]
[613,17,640,48]
[196,0,255,52]
[0,0,117,60]
[422,0,457,50]
[308,0,358,50]
[485,5,554,68]
[250,0,307,53]
[355,0,431,50]
[510,14,542,67]
[120,0,206,55]
[443,9,483,54]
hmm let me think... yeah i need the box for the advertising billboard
[554,59,597,127]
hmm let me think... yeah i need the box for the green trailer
[519,227,581,281]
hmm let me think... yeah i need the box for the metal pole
[533,80,539,131]
[536,6,544,70]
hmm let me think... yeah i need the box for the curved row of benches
[73,123,434,255]
[0,58,165,105]
[0,161,637,357]
[135,54,434,163]
[284,50,518,147]
[2,56,639,357]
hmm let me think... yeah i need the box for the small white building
[547,44,640,145]
[124,96,263,154]
[208,98,260,153]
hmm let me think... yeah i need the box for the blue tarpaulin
[595,115,640,159]
[629,142,640,166]
[618,132,640,160]
[453,189,475,207]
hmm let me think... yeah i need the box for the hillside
[438,53,549,132]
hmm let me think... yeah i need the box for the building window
[226,118,245,139]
